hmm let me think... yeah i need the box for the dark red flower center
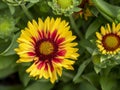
[28,30,66,71]
[102,33,120,51]
[35,39,58,61]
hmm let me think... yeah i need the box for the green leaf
[94,66,101,74]
[0,33,20,56]
[18,65,31,86]
[0,85,23,90]
[100,76,117,90]
[82,72,99,88]
[92,0,120,21]
[61,83,78,90]
[73,59,91,83]
[8,5,15,15]
[73,7,81,12]
[0,54,18,70]
[0,64,17,78]
[27,0,39,3]
[90,7,99,17]
[85,18,102,39]
[98,9,114,22]
[79,39,95,54]
[25,81,54,90]
[117,12,120,21]
[79,81,98,90]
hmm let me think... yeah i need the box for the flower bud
[48,0,81,16]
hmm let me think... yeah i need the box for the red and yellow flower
[96,23,120,54]
[15,17,79,83]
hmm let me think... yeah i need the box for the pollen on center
[39,41,54,55]
[102,34,120,51]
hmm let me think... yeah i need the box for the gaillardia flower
[15,17,79,83]
[96,23,120,54]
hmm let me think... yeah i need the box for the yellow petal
[20,29,33,42]
[101,26,106,35]
[38,67,45,78]
[96,32,102,40]
[112,22,116,33]
[116,23,120,31]
[43,70,49,79]
[107,24,111,33]
[97,44,104,51]
[102,50,106,54]
[38,18,44,30]
[61,59,75,70]
[26,23,39,39]
[51,18,61,31]
[44,17,50,31]
[47,63,52,78]
[56,67,62,77]
[26,63,36,73]
[16,58,33,63]
[50,70,57,84]
[96,40,101,44]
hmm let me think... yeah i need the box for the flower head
[0,14,17,38]
[15,17,79,83]
[48,0,80,16]
[96,23,120,55]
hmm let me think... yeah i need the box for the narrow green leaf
[98,9,114,22]
[18,66,30,86]
[90,7,99,17]
[73,59,91,83]
[8,5,15,15]
[92,0,120,21]
[85,19,102,39]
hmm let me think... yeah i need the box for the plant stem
[20,4,33,20]
[69,15,84,39]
